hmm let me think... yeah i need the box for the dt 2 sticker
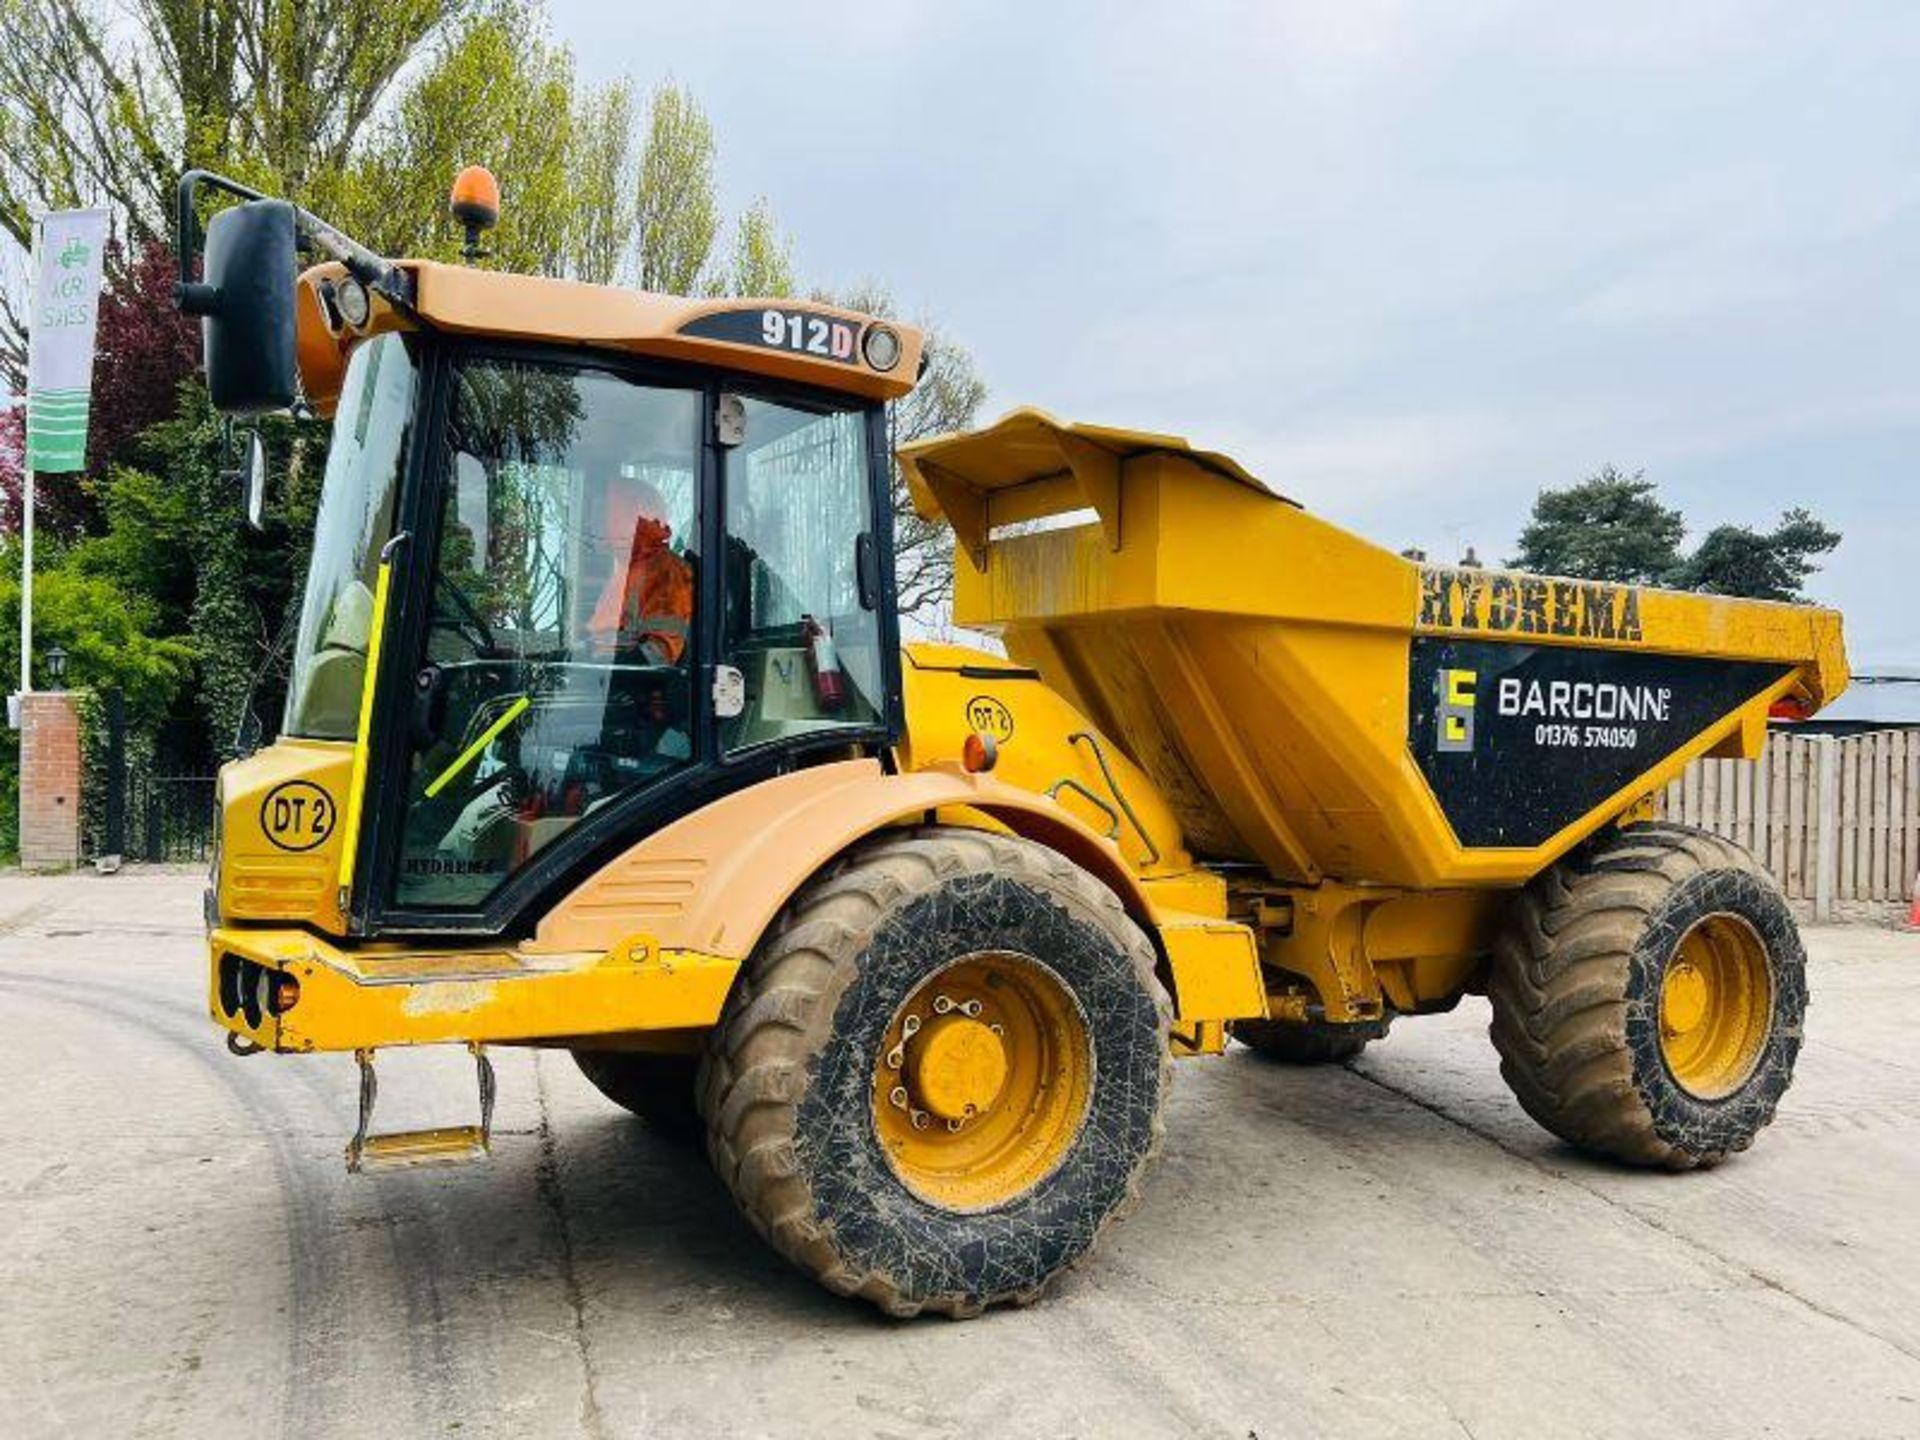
[260,780,336,853]
[964,695,1015,745]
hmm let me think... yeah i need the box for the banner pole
[19,462,31,694]
[19,213,35,698]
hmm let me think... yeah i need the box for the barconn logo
[1496,677,1672,722]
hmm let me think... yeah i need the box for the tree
[0,0,476,374]
[0,0,474,245]
[567,82,638,286]
[817,284,988,625]
[87,239,201,481]
[723,199,795,298]
[1510,465,1685,583]
[634,81,719,295]
[1513,468,1841,603]
[345,5,598,275]
[1665,508,1840,602]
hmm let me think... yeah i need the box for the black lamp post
[44,644,67,688]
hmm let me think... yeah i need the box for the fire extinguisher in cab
[802,613,846,711]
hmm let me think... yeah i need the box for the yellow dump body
[900,410,1847,891]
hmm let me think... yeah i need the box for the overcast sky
[553,0,1917,664]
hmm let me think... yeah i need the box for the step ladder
[345,1042,496,1173]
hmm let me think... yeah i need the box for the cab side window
[722,399,883,751]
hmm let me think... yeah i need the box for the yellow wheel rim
[871,951,1093,1212]
[1658,913,1773,1100]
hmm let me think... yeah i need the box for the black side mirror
[179,199,297,414]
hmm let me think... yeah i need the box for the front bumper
[208,926,740,1053]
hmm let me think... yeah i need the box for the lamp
[44,645,67,687]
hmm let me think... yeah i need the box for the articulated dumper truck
[180,167,1846,1316]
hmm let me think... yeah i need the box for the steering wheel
[432,574,497,654]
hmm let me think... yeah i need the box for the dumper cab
[215,270,918,946]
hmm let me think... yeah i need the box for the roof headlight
[334,275,371,329]
[861,324,902,372]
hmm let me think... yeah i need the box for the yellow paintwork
[871,952,1092,1211]
[898,645,1191,876]
[207,749,1271,1059]
[215,738,353,933]
[901,408,1847,890]
[910,1017,1009,1121]
[210,925,739,1053]
[1660,913,1773,1099]
[894,408,1848,1030]
[1154,914,1264,1052]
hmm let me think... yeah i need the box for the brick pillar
[20,691,81,870]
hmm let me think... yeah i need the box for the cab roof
[295,259,924,414]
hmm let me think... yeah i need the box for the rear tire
[698,826,1171,1318]
[1489,822,1806,1169]
[572,1050,701,1138]
[1231,1018,1387,1064]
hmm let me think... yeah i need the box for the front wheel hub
[907,1014,1009,1121]
[871,951,1094,1212]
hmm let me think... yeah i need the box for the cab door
[378,351,707,918]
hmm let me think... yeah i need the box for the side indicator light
[962,731,999,774]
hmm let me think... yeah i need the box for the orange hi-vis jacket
[587,541,693,663]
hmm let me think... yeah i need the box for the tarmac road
[1,868,1917,1440]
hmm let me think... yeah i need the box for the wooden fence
[1657,729,1920,917]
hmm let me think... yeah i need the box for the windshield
[283,334,419,739]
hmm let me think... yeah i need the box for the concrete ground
[1,871,1917,1440]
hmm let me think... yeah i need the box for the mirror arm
[175,168,415,316]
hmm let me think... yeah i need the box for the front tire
[699,827,1171,1318]
[1490,822,1806,1169]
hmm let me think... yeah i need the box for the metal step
[351,1125,491,1172]
[345,1043,496,1174]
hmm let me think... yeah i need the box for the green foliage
[0,533,195,863]
[0,537,193,721]
[636,82,719,294]
[724,199,796,298]
[1510,465,1686,584]
[0,0,476,370]
[1664,508,1840,602]
[347,3,588,274]
[568,81,638,286]
[1512,469,1840,602]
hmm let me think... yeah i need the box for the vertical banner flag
[25,208,110,472]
